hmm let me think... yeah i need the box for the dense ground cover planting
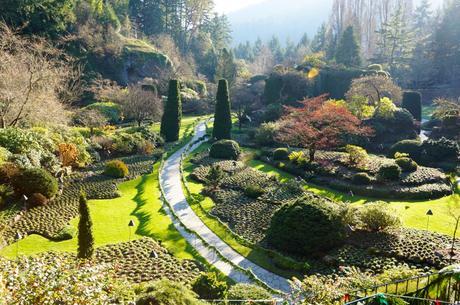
[258,149,453,200]
[185,145,459,279]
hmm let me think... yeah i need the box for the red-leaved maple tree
[276,95,373,161]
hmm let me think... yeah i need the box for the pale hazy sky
[214,0,445,14]
[214,0,266,14]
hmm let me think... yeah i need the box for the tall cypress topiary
[77,192,94,259]
[402,91,422,121]
[212,79,232,140]
[160,79,182,142]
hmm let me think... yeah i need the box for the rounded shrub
[227,284,272,305]
[12,168,58,199]
[395,157,418,172]
[378,164,402,181]
[192,272,227,300]
[136,280,205,305]
[209,140,241,160]
[244,185,265,198]
[273,148,289,160]
[358,202,401,232]
[422,137,459,163]
[352,172,372,185]
[267,199,345,255]
[104,160,129,178]
[388,140,422,161]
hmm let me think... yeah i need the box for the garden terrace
[95,238,202,284]
[261,149,453,200]
[186,148,459,278]
[1,153,162,245]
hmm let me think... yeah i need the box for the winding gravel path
[159,122,291,293]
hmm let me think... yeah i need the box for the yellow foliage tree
[58,143,79,167]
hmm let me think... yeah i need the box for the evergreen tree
[160,80,182,142]
[215,48,237,86]
[212,79,232,140]
[335,26,362,67]
[311,23,328,53]
[433,0,460,83]
[77,192,94,259]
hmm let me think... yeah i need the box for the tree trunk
[450,217,459,261]
[309,147,316,162]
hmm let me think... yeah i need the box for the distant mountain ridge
[228,0,333,45]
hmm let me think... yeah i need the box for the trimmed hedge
[212,79,232,140]
[12,168,58,199]
[396,157,418,172]
[402,91,422,121]
[104,160,129,178]
[267,198,345,255]
[378,164,402,181]
[273,148,289,160]
[160,79,182,142]
[209,140,241,160]
[388,140,423,161]
[352,172,372,185]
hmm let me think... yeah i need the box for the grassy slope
[0,117,202,259]
[247,156,460,237]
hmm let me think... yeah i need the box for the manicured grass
[151,115,203,138]
[183,143,302,279]
[0,117,207,259]
[0,163,198,260]
[246,151,460,237]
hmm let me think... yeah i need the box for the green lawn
[0,163,198,260]
[247,155,460,237]
[0,117,206,259]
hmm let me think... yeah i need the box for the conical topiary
[160,79,182,142]
[77,191,94,259]
[212,79,232,140]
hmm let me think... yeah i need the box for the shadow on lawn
[129,171,203,260]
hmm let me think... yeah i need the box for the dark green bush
[267,198,345,255]
[388,140,423,161]
[12,168,58,199]
[192,272,227,300]
[402,91,422,121]
[352,172,372,185]
[54,225,76,241]
[244,185,265,198]
[104,160,129,178]
[227,284,272,305]
[421,137,459,163]
[212,79,232,140]
[209,140,241,160]
[160,80,182,142]
[378,164,402,181]
[395,157,418,172]
[273,148,289,160]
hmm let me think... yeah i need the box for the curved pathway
[159,122,291,293]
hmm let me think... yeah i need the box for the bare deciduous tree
[119,85,163,127]
[0,23,82,128]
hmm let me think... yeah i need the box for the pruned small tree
[212,79,232,140]
[160,80,182,142]
[276,95,373,162]
[77,192,94,259]
[346,75,403,106]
